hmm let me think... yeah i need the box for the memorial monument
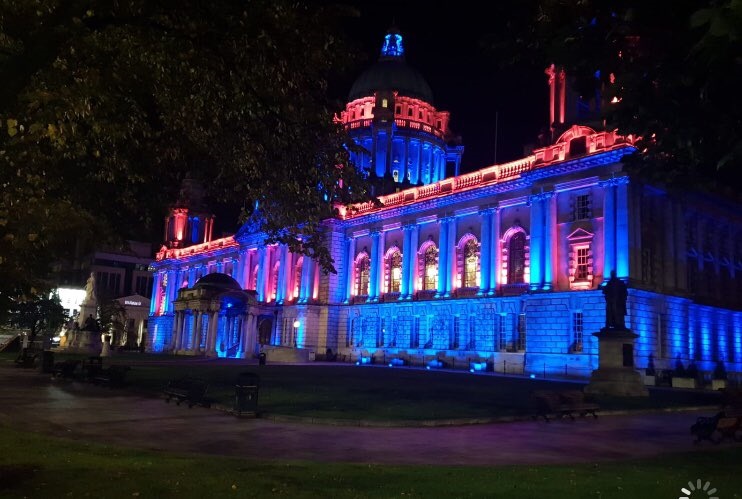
[67,273,102,353]
[585,271,649,397]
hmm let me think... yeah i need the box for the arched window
[463,239,479,288]
[423,245,438,291]
[293,256,303,299]
[508,232,526,284]
[355,253,370,296]
[387,249,402,293]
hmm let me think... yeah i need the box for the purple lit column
[400,225,414,299]
[543,192,555,290]
[529,195,544,291]
[446,216,456,297]
[601,179,616,279]
[344,236,356,304]
[489,207,501,295]
[478,208,492,296]
[615,177,630,279]
[436,217,448,298]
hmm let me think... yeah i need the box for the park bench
[532,390,600,421]
[81,357,104,382]
[163,377,210,408]
[14,350,38,368]
[92,365,131,388]
[692,390,742,443]
[52,359,81,379]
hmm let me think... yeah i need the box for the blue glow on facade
[381,33,404,58]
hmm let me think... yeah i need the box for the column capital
[529,191,554,204]
[599,176,629,188]
[402,223,417,232]
[370,229,382,238]
[479,205,499,216]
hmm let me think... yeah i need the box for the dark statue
[81,314,99,332]
[602,270,628,329]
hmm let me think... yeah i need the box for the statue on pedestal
[602,270,628,330]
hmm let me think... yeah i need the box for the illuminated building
[148,30,741,377]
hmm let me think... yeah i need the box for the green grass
[2,426,741,498]
[4,351,725,421]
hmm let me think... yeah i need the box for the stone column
[543,192,556,290]
[436,218,448,298]
[478,209,492,296]
[276,245,288,304]
[172,312,181,351]
[615,177,630,279]
[400,225,414,299]
[662,199,676,291]
[408,223,419,298]
[368,230,381,302]
[489,207,501,295]
[602,179,617,278]
[206,311,219,355]
[190,311,201,352]
[529,195,544,291]
[446,216,457,297]
[170,311,181,351]
[299,255,311,303]
[344,236,356,303]
[150,271,163,315]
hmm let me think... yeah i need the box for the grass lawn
[2,426,741,498]
[6,351,720,422]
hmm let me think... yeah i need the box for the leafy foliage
[0,0,370,310]
[6,291,66,343]
[489,0,742,197]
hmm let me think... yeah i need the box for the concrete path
[1,365,737,466]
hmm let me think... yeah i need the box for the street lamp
[292,320,300,347]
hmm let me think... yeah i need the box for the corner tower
[337,29,463,190]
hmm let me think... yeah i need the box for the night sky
[333,0,548,173]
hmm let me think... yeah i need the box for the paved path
[0,365,736,466]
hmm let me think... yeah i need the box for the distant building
[55,240,154,348]
[147,29,741,378]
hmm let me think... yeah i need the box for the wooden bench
[52,359,81,379]
[163,377,210,408]
[81,357,104,382]
[533,390,600,421]
[92,365,131,388]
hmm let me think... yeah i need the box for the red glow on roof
[156,236,238,261]
[342,127,635,220]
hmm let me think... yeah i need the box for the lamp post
[292,320,300,348]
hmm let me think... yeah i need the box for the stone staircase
[0,333,20,352]
[261,345,313,363]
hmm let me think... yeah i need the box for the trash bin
[41,350,55,373]
[234,372,260,417]
[258,352,266,366]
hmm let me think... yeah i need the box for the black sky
[332,1,548,173]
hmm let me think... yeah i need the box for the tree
[489,0,742,198]
[98,298,126,346]
[0,0,371,315]
[7,291,66,346]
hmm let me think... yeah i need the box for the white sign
[124,300,143,306]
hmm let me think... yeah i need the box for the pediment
[567,227,594,241]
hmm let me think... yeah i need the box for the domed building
[337,29,463,189]
[147,30,742,381]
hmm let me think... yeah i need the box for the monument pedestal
[585,328,648,397]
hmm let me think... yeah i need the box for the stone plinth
[585,328,648,397]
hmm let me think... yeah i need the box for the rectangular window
[516,313,526,351]
[395,105,401,114]
[412,316,420,348]
[572,312,584,353]
[498,314,507,351]
[378,318,385,347]
[452,316,460,349]
[575,247,589,280]
[408,108,413,117]
[575,194,591,220]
